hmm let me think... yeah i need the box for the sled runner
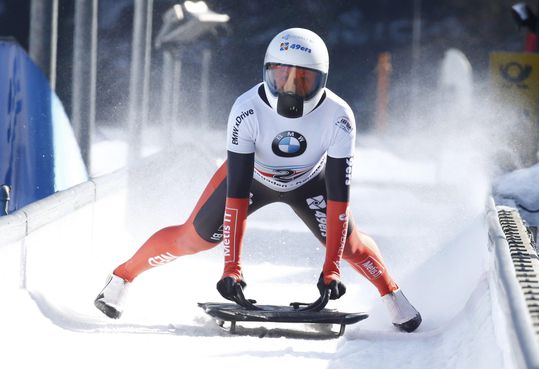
[199,284,368,337]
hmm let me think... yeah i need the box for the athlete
[94,28,422,332]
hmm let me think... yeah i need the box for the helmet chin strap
[277,92,304,118]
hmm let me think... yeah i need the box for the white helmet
[263,28,329,118]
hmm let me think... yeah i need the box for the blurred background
[0,0,526,128]
[1,0,538,213]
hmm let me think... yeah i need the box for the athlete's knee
[171,223,219,255]
[342,228,380,260]
[143,223,216,256]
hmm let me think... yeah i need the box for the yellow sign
[490,52,539,124]
[490,52,539,165]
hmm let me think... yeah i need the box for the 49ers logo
[306,195,327,237]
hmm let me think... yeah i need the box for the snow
[0,126,533,369]
[494,162,539,227]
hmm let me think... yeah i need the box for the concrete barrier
[0,169,125,248]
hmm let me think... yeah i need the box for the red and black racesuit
[113,85,398,297]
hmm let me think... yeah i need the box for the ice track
[0,132,525,369]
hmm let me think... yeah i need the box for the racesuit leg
[286,172,398,297]
[341,221,399,296]
[113,163,274,283]
[113,163,228,282]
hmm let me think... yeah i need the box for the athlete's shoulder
[228,83,264,130]
[232,83,265,108]
[323,88,353,114]
[320,88,355,138]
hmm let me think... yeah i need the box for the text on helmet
[279,42,312,53]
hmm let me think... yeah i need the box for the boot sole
[94,298,122,319]
[394,313,422,333]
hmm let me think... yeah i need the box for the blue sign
[0,41,87,214]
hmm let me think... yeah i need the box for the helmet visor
[264,63,326,100]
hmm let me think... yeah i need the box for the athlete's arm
[320,155,352,299]
[227,151,254,198]
[217,151,254,299]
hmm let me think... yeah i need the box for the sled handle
[291,288,331,312]
[230,283,330,312]
[232,283,263,310]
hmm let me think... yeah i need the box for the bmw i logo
[272,131,307,157]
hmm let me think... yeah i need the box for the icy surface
[0,130,521,369]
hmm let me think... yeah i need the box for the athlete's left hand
[317,272,346,300]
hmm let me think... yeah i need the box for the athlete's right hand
[216,276,247,301]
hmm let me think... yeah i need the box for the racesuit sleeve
[323,112,356,285]
[221,151,254,281]
[323,156,352,284]
[221,101,257,282]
